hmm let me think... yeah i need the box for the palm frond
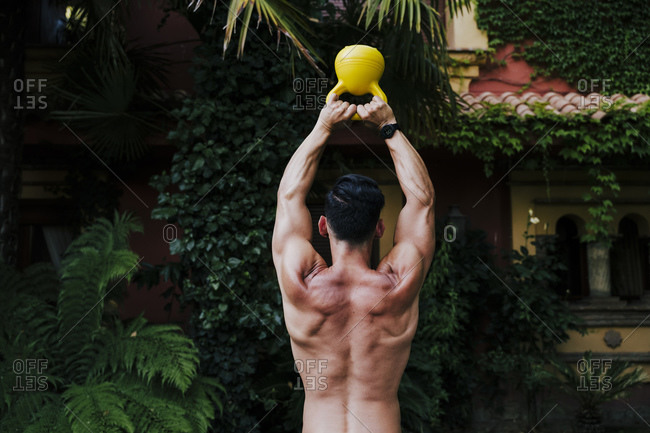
[379,5,459,136]
[361,0,471,31]
[186,0,322,69]
[445,0,472,18]
[50,0,174,162]
[50,62,164,161]
[551,351,648,410]
[223,0,321,67]
[59,0,129,58]
[316,0,460,138]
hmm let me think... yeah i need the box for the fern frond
[24,400,73,433]
[116,382,193,433]
[0,262,60,300]
[110,211,143,250]
[63,382,134,433]
[177,375,225,432]
[0,294,58,356]
[0,263,59,352]
[0,389,60,431]
[56,215,142,377]
[91,317,200,393]
[114,372,225,433]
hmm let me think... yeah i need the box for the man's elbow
[423,185,436,210]
[277,189,306,209]
[408,190,435,210]
[277,184,298,203]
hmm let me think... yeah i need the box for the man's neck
[329,239,373,269]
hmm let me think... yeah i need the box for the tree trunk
[0,0,25,265]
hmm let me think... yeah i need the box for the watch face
[382,124,395,137]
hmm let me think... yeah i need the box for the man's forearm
[385,131,434,207]
[277,123,331,202]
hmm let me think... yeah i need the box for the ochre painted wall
[558,328,650,375]
[446,2,488,51]
[445,3,488,94]
[510,170,650,253]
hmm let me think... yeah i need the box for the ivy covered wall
[147,2,650,432]
[475,0,650,94]
[433,103,650,243]
[150,21,319,430]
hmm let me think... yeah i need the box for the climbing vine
[475,0,650,94]
[149,10,319,430]
[433,101,650,244]
[147,3,650,432]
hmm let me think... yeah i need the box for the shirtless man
[272,95,435,433]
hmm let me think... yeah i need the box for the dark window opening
[555,216,588,299]
[18,224,74,270]
[611,217,649,300]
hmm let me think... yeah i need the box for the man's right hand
[356,96,397,129]
[318,94,357,132]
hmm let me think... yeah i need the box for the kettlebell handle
[326,82,387,121]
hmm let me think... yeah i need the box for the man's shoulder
[277,257,328,303]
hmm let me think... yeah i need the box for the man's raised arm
[272,96,356,293]
[357,97,436,291]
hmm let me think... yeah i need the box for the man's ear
[318,216,329,238]
[375,219,385,238]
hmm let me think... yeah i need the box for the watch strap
[380,123,400,139]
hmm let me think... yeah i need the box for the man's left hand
[317,93,357,132]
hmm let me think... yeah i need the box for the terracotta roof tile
[459,91,649,119]
[633,94,650,103]
[591,110,607,120]
[566,93,583,105]
[516,104,534,117]
[560,104,578,114]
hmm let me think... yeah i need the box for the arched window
[611,216,649,299]
[555,216,588,299]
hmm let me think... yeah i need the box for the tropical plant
[551,351,647,433]
[167,0,473,137]
[478,230,585,429]
[399,225,494,432]
[0,212,223,432]
[48,0,176,161]
[185,0,471,59]
[151,18,311,430]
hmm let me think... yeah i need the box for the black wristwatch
[380,123,400,139]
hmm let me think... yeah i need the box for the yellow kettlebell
[326,45,387,120]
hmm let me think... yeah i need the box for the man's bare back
[283,261,420,433]
[273,96,435,433]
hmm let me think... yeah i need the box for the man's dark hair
[324,174,385,244]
